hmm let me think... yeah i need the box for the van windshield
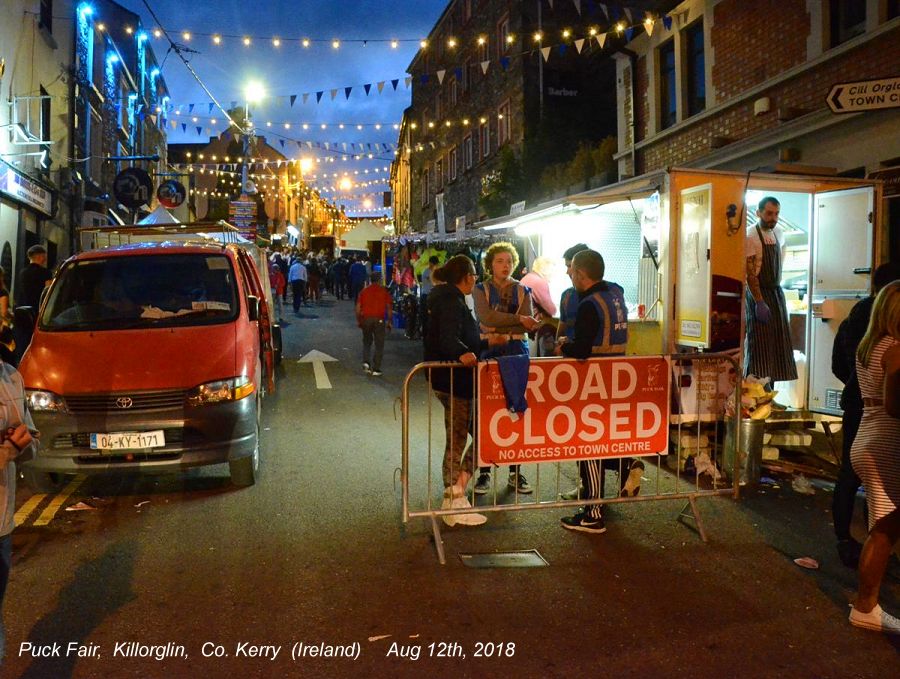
[40,254,239,331]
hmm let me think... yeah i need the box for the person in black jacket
[424,255,508,506]
[831,261,900,568]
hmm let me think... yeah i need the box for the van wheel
[230,398,260,487]
[23,468,68,494]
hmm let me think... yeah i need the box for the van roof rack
[78,220,252,251]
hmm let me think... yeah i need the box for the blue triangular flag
[420,74,429,84]
[290,94,297,107]
[559,44,567,56]
[196,126,202,136]
[279,140,285,148]
[625,27,635,41]
[663,15,673,31]
[181,123,187,132]
[223,131,231,140]
[455,67,463,80]
[188,103,195,113]
[391,79,399,90]
[316,91,324,103]
[500,57,510,70]
[364,83,371,95]
[344,86,352,99]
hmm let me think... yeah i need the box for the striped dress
[850,336,900,530]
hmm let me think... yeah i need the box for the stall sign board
[476,356,670,466]
[868,166,900,197]
[827,77,900,114]
[229,199,257,240]
[113,167,153,209]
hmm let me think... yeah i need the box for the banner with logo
[476,356,670,466]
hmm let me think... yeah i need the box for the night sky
[114,0,448,214]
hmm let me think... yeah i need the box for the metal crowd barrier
[401,353,742,564]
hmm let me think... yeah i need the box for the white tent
[137,205,179,225]
[341,220,389,250]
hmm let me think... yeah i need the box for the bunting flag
[625,27,635,41]
[573,0,581,15]
[480,60,490,74]
[454,67,463,80]
[500,56,510,70]
[208,103,214,114]
[316,91,324,103]
[344,86,352,99]
[392,79,400,90]
[436,69,446,84]
[559,44,568,56]
[404,77,412,88]
[188,104,195,113]
[548,0,553,7]
[574,38,584,54]
[624,8,633,23]
[541,47,551,62]
[364,83,371,95]
[597,33,607,48]
[663,14,673,30]
[646,19,654,36]
[303,93,310,104]
[196,126,202,136]
[420,74,429,84]
[290,94,297,107]
[377,81,385,93]
[279,140,285,149]
[182,123,187,132]
[599,2,608,19]
[330,89,338,100]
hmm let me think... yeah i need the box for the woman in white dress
[849,280,900,634]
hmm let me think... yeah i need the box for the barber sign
[477,357,670,466]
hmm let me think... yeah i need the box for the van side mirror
[247,296,261,322]
[14,306,36,329]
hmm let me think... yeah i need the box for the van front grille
[64,390,187,414]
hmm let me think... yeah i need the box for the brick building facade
[615,0,900,178]
[398,0,621,234]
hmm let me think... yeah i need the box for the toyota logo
[115,397,134,409]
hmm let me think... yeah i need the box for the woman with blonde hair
[849,280,900,634]
[472,241,539,495]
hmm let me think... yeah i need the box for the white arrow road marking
[298,350,339,389]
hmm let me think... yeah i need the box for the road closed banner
[476,356,670,466]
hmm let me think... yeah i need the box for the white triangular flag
[436,69,446,84]
[598,33,607,48]
[405,77,412,88]
[480,60,490,74]
[377,81,385,93]
[540,47,551,62]
[572,0,581,15]
[646,19,654,36]
[574,38,584,54]
[624,8,633,23]
[599,3,608,20]
[303,93,309,104]
[330,89,338,100]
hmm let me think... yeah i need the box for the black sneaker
[561,511,606,534]
[508,472,533,494]
[837,538,862,569]
[473,472,492,495]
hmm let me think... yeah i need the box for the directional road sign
[827,76,900,114]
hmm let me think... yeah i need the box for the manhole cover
[459,550,548,568]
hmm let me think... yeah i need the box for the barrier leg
[430,515,447,565]
[677,495,709,543]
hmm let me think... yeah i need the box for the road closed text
[477,357,669,465]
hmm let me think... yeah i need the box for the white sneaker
[440,491,487,526]
[849,604,900,634]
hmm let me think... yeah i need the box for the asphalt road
[3,292,899,678]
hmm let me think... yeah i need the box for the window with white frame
[464,133,473,170]
[449,147,458,181]
[684,20,705,117]
[497,16,510,57]
[480,119,490,158]
[497,101,510,145]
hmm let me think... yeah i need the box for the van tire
[230,398,260,487]
[23,468,68,494]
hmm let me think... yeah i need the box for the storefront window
[829,0,866,47]
[658,39,677,130]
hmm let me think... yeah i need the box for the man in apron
[745,196,798,384]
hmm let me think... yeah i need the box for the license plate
[90,430,166,450]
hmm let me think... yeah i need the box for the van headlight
[187,377,255,406]
[26,390,67,413]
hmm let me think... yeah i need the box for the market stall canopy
[137,205,179,226]
[342,220,390,250]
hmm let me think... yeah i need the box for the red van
[17,240,275,490]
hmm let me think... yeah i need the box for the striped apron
[745,224,798,382]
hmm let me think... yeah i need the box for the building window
[39,0,52,34]
[684,21,705,117]
[449,147,458,182]
[658,39,677,130]
[829,0,866,47]
[464,133,474,170]
[497,16,510,57]
[422,168,430,205]
[436,159,443,190]
[480,119,490,158]
[40,85,51,169]
[478,37,490,64]
[449,77,458,107]
[889,0,900,20]
[497,101,511,145]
